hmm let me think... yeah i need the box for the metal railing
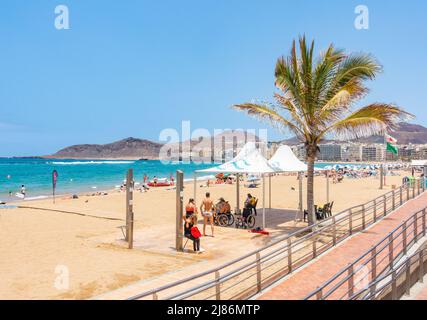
[305,205,427,300]
[358,247,427,300]
[129,178,425,300]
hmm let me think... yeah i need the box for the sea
[0,157,350,201]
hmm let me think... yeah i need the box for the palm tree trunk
[306,144,317,226]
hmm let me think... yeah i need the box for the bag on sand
[191,226,201,239]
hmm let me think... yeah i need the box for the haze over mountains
[47,123,427,160]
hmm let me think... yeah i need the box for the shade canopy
[196,142,275,174]
[411,160,427,167]
[268,145,308,172]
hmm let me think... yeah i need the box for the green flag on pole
[386,142,398,155]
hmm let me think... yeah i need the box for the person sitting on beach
[153,176,158,186]
[200,192,214,237]
[182,212,201,253]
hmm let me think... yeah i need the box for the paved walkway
[258,192,427,300]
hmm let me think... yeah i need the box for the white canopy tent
[195,142,275,229]
[267,145,329,221]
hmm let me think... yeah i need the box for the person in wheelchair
[216,197,231,215]
[245,194,258,216]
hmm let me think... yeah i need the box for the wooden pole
[176,170,184,251]
[193,174,197,205]
[126,169,134,249]
[236,173,240,214]
[262,174,266,230]
[299,172,303,220]
[269,174,272,209]
[326,170,330,204]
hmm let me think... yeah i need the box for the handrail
[358,247,427,300]
[129,178,425,300]
[305,203,427,300]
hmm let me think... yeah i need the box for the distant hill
[48,138,163,160]
[47,130,261,160]
[278,122,427,145]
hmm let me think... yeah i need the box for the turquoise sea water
[0,158,343,201]
[0,158,217,201]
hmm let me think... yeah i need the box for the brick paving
[258,192,427,300]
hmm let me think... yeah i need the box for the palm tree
[233,36,413,225]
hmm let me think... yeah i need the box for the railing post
[371,247,377,280]
[413,181,416,199]
[383,195,387,216]
[423,209,426,237]
[403,222,408,255]
[362,205,366,229]
[348,264,354,298]
[256,252,261,292]
[316,288,323,300]
[349,209,353,235]
[332,216,337,246]
[389,233,394,268]
[400,187,403,206]
[414,212,419,243]
[405,259,411,296]
[392,190,395,210]
[215,271,221,300]
[391,271,397,300]
[287,238,292,273]
[312,237,317,258]
[419,251,424,284]
[373,199,377,222]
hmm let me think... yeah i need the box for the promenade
[257,192,427,300]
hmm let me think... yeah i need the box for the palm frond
[232,103,304,138]
[325,104,414,140]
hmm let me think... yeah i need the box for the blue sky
[0,0,426,156]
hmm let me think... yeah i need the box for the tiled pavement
[257,192,427,300]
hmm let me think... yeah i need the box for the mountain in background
[47,138,163,160]
[279,122,427,145]
[47,130,261,160]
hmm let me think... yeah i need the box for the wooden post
[126,169,134,249]
[269,174,272,209]
[299,172,303,221]
[236,173,240,214]
[176,170,184,251]
[193,174,197,205]
[326,170,330,204]
[262,174,266,230]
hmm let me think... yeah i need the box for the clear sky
[1,0,426,156]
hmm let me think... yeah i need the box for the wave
[48,161,135,165]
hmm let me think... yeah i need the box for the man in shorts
[200,192,214,237]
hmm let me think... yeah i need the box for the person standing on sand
[20,185,26,199]
[200,192,214,237]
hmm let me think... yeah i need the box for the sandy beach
[0,171,408,299]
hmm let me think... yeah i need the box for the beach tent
[267,145,329,220]
[195,142,275,229]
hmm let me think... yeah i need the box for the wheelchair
[235,207,256,229]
